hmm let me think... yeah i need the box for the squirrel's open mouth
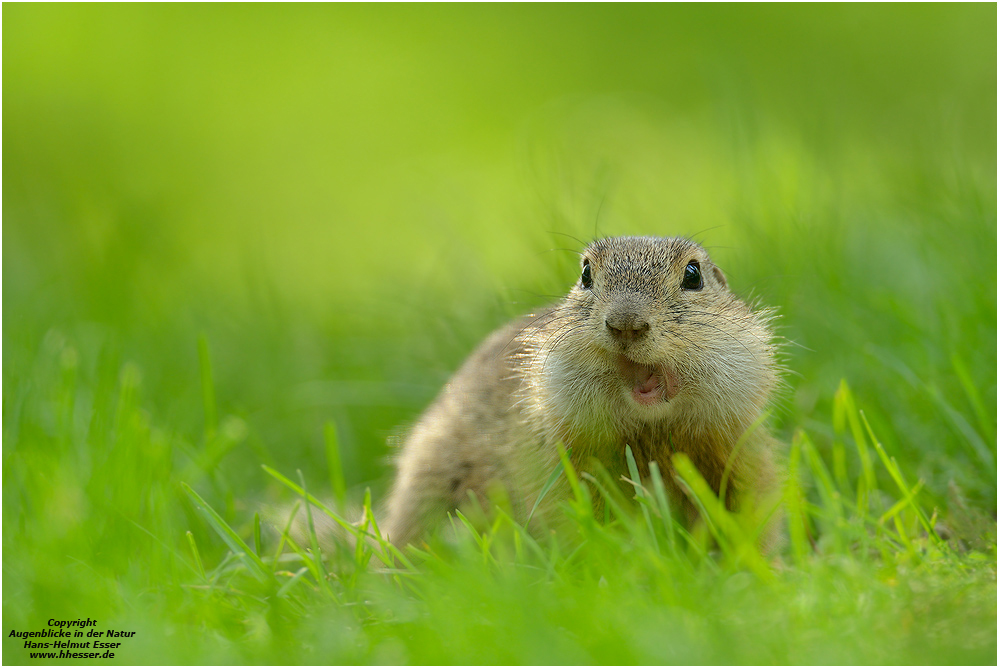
[616,355,680,405]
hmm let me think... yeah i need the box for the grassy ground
[4,4,996,665]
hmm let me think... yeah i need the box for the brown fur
[380,236,782,550]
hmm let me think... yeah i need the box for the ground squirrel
[381,235,783,550]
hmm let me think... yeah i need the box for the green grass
[4,4,996,665]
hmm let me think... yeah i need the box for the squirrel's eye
[580,261,593,289]
[681,260,702,290]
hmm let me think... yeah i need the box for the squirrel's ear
[712,266,728,289]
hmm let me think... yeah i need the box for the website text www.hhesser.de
[9,619,137,660]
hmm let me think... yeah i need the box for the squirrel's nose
[605,314,650,342]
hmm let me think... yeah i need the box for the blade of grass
[670,455,729,551]
[253,512,262,557]
[951,353,994,444]
[834,380,876,514]
[324,421,347,510]
[580,469,637,536]
[526,455,565,529]
[494,506,553,571]
[878,480,924,526]
[672,453,772,581]
[181,482,272,583]
[281,534,336,601]
[648,461,678,558]
[555,442,595,527]
[869,347,996,485]
[860,411,949,552]
[359,488,417,573]
[186,530,207,582]
[275,567,311,598]
[262,465,362,539]
[625,445,659,552]
[554,442,582,503]
[297,470,337,599]
[927,384,996,480]
[271,500,301,565]
[452,509,494,568]
[799,432,843,521]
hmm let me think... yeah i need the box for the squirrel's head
[525,236,777,438]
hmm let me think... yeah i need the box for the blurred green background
[4,4,996,663]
